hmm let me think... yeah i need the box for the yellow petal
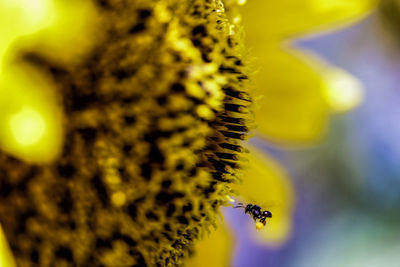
[240,0,378,43]
[0,0,53,73]
[0,225,16,267]
[1,0,100,71]
[0,62,63,163]
[25,0,100,64]
[184,221,233,267]
[252,46,330,144]
[0,1,100,163]
[232,145,295,245]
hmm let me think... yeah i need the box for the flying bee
[234,202,272,230]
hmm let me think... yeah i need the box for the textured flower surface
[0,0,255,266]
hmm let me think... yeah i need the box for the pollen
[256,221,264,230]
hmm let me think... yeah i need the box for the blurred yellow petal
[0,0,53,73]
[0,63,63,163]
[184,221,233,267]
[241,0,378,43]
[25,0,100,65]
[0,1,100,163]
[0,225,16,267]
[1,0,100,71]
[233,144,295,245]
[253,46,330,144]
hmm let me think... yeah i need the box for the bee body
[234,202,272,230]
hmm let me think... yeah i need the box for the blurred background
[223,1,400,267]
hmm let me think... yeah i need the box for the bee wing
[232,196,281,210]
[233,203,245,209]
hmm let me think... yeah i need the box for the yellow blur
[0,0,99,163]
[184,221,234,267]
[0,226,16,267]
[0,0,54,73]
[323,68,364,112]
[239,0,374,144]
[241,0,378,42]
[0,63,63,163]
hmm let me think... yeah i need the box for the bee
[234,202,272,230]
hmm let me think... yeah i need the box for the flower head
[0,0,254,266]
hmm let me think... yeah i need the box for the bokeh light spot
[9,107,46,146]
[324,68,364,112]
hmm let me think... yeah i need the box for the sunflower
[0,0,254,266]
[0,0,376,267]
